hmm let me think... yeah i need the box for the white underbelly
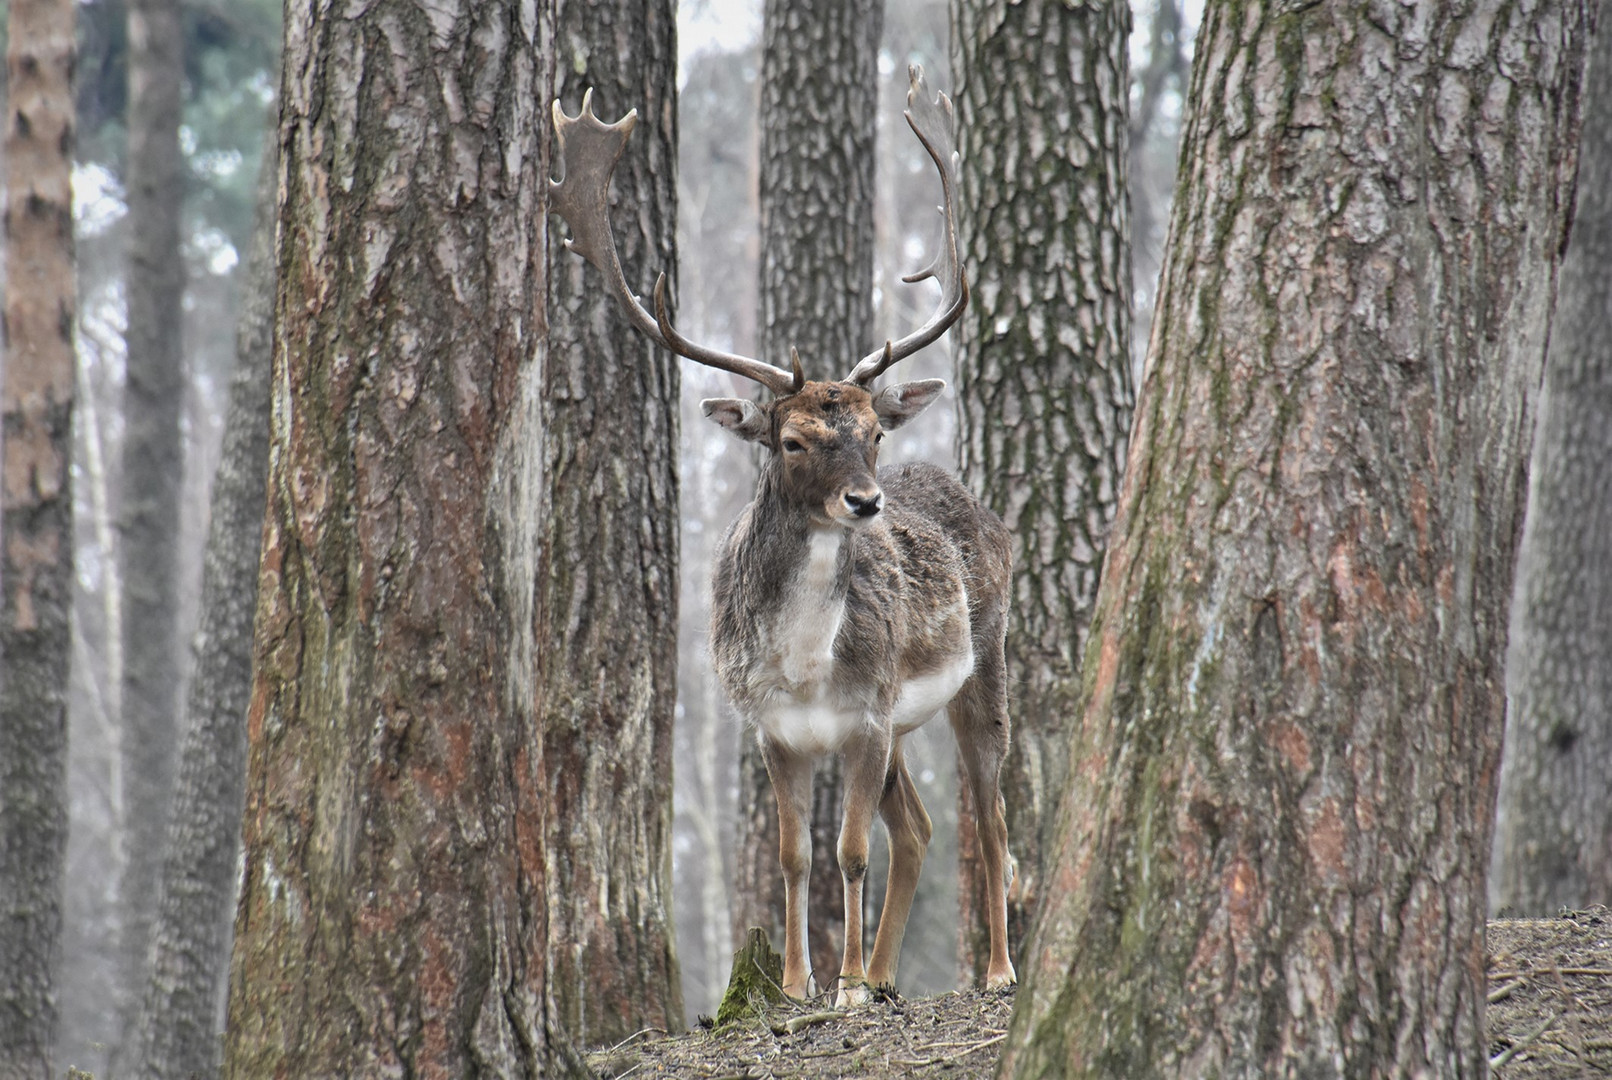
[891,650,974,734]
[757,698,872,756]
[755,649,975,755]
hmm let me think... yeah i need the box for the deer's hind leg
[949,659,1017,990]
[866,739,932,993]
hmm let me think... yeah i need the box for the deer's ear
[872,379,946,431]
[701,398,771,443]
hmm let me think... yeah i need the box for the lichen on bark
[997,0,1593,1075]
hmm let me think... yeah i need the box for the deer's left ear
[872,379,946,430]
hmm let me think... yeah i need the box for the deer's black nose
[844,491,883,518]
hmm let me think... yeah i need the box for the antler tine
[846,65,969,386]
[551,92,799,396]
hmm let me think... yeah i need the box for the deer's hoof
[985,963,1018,992]
[835,979,872,1008]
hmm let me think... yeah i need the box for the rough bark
[117,0,187,1049]
[130,134,276,1080]
[0,1,76,1075]
[948,0,1133,986]
[730,0,883,993]
[221,2,577,1074]
[540,0,684,1046]
[998,0,1590,1074]
[1491,3,1612,915]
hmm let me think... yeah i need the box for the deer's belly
[756,697,871,756]
[891,649,974,735]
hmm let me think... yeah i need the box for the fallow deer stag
[550,66,1016,1007]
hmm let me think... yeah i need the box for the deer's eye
[782,438,805,454]
[874,432,884,445]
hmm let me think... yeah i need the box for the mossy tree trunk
[1490,0,1612,916]
[0,0,76,1074]
[731,0,883,993]
[998,0,1591,1074]
[222,1,576,1074]
[540,0,684,1046]
[948,0,1134,986]
[117,0,186,1058]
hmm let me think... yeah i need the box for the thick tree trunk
[948,0,1133,987]
[117,0,186,1050]
[1491,4,1612,915]
[131,135,276,1080]
[731,0,883,994]
[540,0,684,1046]
[221,2,577,1074]
[0,1,76,1075]
[998,0,1590,1074]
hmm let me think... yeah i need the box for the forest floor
[585,908,1612,1079]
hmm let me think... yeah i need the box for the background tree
[947,0,1134,984]
[0,0,77,1073]
[130,135,276,1080]
[222,0,578,1072]
[1491,0,1612,915]
[540,0,684,1046]
[56,1,280,1067]
[730,0,884,994]
[998,0,1590,1073]
[116,0,186,1056]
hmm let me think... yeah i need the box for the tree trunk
[118,0,186,1051]
[221,2,578,1074]
[998,0,1591,1074]
[540,0,684,1046]
[0,1,76,1075]
[731,0,883,994]
[130,130,276,1080]
[948,0,1134,987]
[1491,1,1612,915]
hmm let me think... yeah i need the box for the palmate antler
[843,66,968,386]
[549,65,967,394]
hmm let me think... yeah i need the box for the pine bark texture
[998,0,1590,1075]
[540,0,684,1045]
[731,0,883,991]
[948,0,1133,986]
[131,141,276,1080]
[118,0,187,1042]
[1491,6,1612,915]
[0,1,76,1075]
[222,2,572,1075]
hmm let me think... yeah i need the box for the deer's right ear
[701,398,771,443]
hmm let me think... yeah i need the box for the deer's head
[550,66,965,529]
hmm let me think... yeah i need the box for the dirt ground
[585,908,1612,1079]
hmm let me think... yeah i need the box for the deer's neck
[732,463,856,692]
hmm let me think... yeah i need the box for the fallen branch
[892,1032,1008,1067]
[1487,978,1526,1004]
[1490,1012,1561,1069]
[770,1010,844,1036]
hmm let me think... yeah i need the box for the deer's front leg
[761,738,816,999]
[835,727,892,1007]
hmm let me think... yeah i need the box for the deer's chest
[749,532,858,753]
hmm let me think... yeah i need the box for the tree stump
[716,928,788,1026]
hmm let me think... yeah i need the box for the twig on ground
[1488,967,1612,980]
[892,1032,1009,1067]
[771,1010,844,1036]
[602,1027,667,1055]
[1491,1012,1562,1069]
[1488,978,1527,1004]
